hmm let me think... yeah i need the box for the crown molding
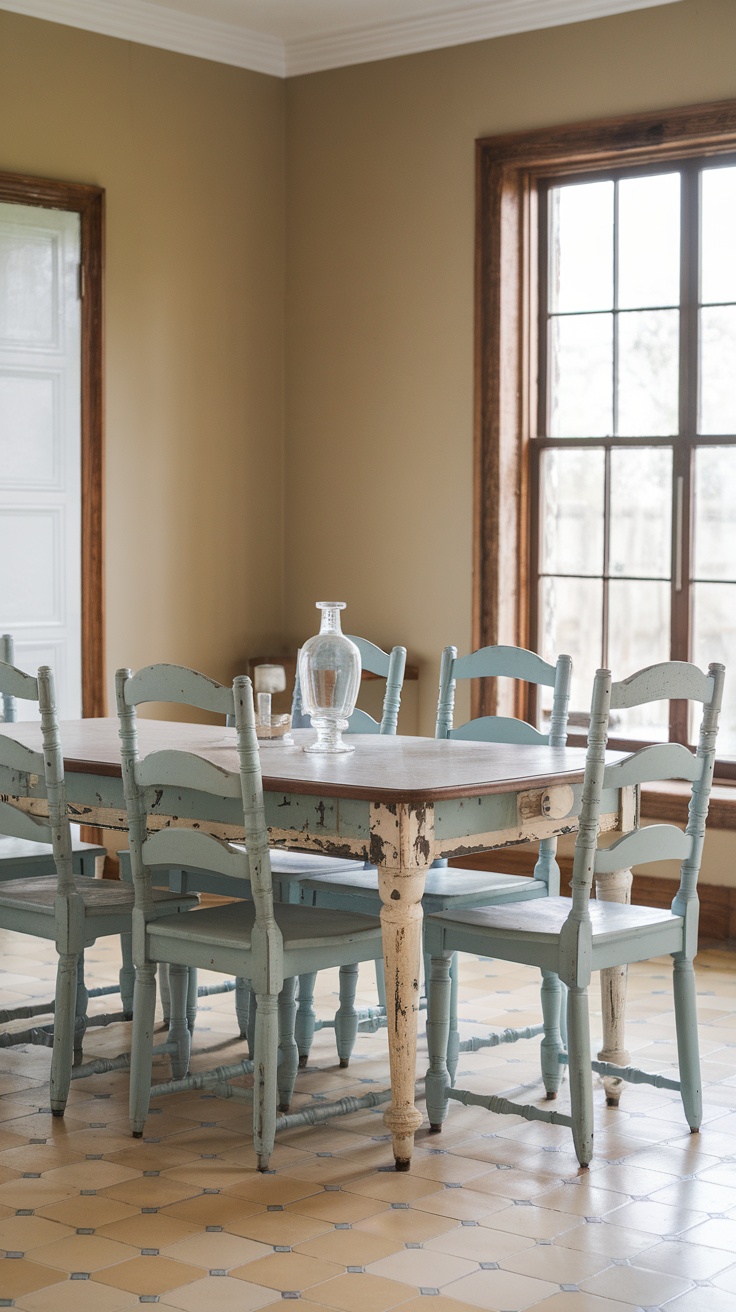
[285,0,682,76]
[0,0,682,78]
[0,0,285,76]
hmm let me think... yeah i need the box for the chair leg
[158,962,171,1029]
[278,977,299,1112]
[76,851,100,879]
[446,954,460,1086]
[186,968,198,1032]
[50,952,78,1117]
[335,963,359,1068]
[246,982,257,1060]
[534,836,560,896]
[673,953,702,1132]
[295,973,317,1068]
[168,964,191,1081]
[559,980,568,1051]
[119,932,135,1020]
[235,977,251,1040]
[130,962,158,1137]
[425,954,452,1132]
[374,958,386,1010]
[254,991,279,1171]
[540,970,564,1099]
[566,984,593,1168]
[73,953,89,1068]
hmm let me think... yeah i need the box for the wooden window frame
[474,98,736,758]
[0,171,105,717]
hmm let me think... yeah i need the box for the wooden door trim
[0,171,105,717]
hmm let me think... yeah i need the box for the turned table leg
[595,865,633,1106]
[373,800,433,1169]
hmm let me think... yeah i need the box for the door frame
[0,171,105,716]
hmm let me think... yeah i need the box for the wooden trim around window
[0,171,105,718]
[473,97,736,724]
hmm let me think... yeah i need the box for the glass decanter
[298,602,361,754]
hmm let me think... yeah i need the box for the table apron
[1,771,632,864]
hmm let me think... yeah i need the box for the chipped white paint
[541,784,575,820]
[518,784,574,822]
[595,864,634,1106]
[372,800,434,1166]
[433,807,620,859]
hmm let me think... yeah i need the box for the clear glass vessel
[298,602,361,754]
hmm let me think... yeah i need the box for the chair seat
[301,866,547,911]
[431,895,683,951]
[0,875,198,917]
[267,850,365,878]
[150,900,382,954]
[0,834,105,869]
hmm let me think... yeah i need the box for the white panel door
[0,203,82,719]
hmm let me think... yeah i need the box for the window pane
[540,576,602,718]
[694,447,736,581]
[617,309,679,436]
[692,582,736,758]
[618,173,680,310]
[699,305,736,434]
[550,181,613,313]
[701,165,736,305]
[549,313,613,437]
[608,579,670,740]
[0,226,56,344]
[541,448,604,576]
[610,448,672,578]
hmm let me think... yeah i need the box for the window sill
[641,781,736,830]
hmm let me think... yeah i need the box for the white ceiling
[1,0,683,77]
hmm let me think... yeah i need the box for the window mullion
[671,162,699,743]
[604,182,620,670]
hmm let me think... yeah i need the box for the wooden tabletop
[0,718,591,805]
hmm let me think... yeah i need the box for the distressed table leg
[595,865,633,1107]
[373,801,433,1169]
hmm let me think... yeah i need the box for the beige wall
[0,10,286,712]
[284,0,736,737]
[1,4,734,879]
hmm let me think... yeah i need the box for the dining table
[0,719,635,1168]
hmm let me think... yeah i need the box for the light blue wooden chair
[115,664,251,1034]
[0,634,106,884]
[279,638,406,1066]
[299,644,572,1083]
[0,662,197,1112]
[0,643,133,1037]
[118,666,384,1169]
[423,659,724,1165]
[224,639,405,897]
[258,637,405,902]
[117,645,402,1048]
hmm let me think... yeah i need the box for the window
[474,101,736,776]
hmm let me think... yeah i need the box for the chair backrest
[1,634,17,722]
[115,665,276,941]
[435,644,572,747]
[0,661,75,888]
[567,660,725,931]
[291,638,407,735]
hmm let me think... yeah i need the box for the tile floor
[0,927,735,1311]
